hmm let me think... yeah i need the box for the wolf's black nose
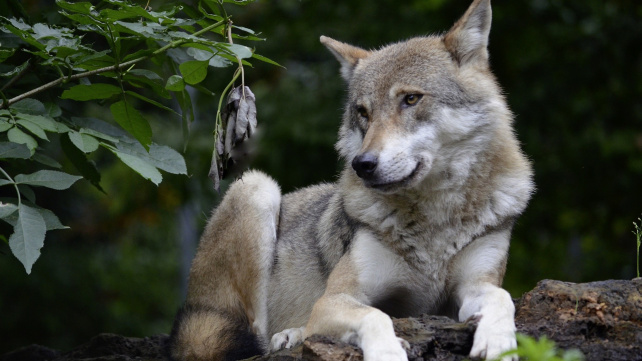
[352,153,378,178]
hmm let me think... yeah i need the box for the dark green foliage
[0,0,274,273]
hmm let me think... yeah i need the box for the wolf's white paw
[270,327,305,351]
[469,312,517,361]
[362,336,409,361]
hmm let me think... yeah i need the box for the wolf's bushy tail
[168,304,264,361]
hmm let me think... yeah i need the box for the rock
[0,344,60,361]
[2,279,640,361]
[1,334,170,361]
[515,278,642,361]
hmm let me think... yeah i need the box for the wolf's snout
[352,153,378,179]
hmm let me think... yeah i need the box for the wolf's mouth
[369,162,422,192]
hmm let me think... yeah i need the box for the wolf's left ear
[320,36,370,81]
[443,0,492,66]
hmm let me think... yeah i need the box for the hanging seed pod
[209,85,258,192]
[208,120,226,192]
[235,86,257,142]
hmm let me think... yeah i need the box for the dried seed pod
[209,85,259,192]
[235,87,257,142]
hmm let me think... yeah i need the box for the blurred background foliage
[1,0,641,353]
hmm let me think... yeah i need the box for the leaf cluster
[496,334,584,361]
[0,0,277,273]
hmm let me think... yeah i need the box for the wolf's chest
[350,229,464,316]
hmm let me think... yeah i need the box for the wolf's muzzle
[352,152,378,179]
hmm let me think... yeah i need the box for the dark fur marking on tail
[167,304,264,361]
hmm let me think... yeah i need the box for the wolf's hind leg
[169,170,281,360]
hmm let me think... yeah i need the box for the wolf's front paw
[270,327,305,351]
[362,336,408,361]
[469,312,517,361]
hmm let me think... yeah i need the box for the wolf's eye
[356,106,369,119]
[403,94,423,106]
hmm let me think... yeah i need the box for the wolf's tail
[168,304,264,361]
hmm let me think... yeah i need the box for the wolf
[168,0,534,360]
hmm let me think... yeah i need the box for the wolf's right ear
[320,36,370,81]
[443,0,492,66]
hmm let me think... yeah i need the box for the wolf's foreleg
[303,256,409,361]
[270,326,306,351]
[451,229,517,361]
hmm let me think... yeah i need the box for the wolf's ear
[320,36,370,81]
[443,0,492,66]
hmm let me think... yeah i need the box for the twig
[226,20,245,97]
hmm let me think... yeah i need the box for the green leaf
[9,204,47,274]
[10,98,46,115]
[15,170,82,190]
[110,99,152,150]
[116,141,187,175]
[17,184,36,203]
[61,134,104,193]
[113,21,169,41]
[0,48,15,63]
[0,203,18,219]
[16,119,48,140]
[222,0,255,5]
[218,43,253,59]
[186,47,232,68]
[3,19,46,51]
[252,53,283,67]
[165,75,185,91]
[0,120,13,132]
[69,131,99,153]
[44,102,62,117]
[61,83,121,101]
[78,128,119,143]
[125,91,180,116]
[7,127,37,154]
[15,114,59,132]
[35,206,68,230]
[111,149,162,185]
[32,153,63,169]
[55,0,95,15]
[124,69,170,99]
[0,59,29,77]
[179,60,208,85]
[0,141,31,159]
[232,25,256,35]
[71,117,126,138]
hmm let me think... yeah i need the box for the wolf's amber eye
[403,94,423,106]
[356,106,369,119]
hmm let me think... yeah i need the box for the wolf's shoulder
[282,182,338,211]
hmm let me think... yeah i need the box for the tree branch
[0,20,225,110]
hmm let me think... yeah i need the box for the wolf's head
[323,0,514,194]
